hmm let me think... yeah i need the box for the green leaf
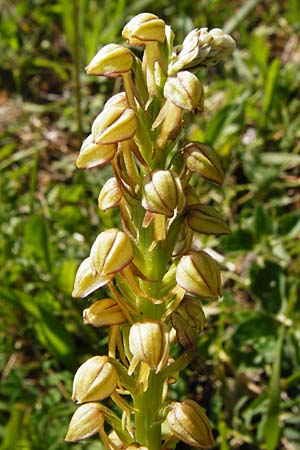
[261,58,281,128]
[0,288,75,364]
[0,404,27,450]
[263,326,285,450]
[22,215,53,273]
[253,202,272,242]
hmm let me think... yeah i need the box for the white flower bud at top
[168,27,235,75]
[164,71,204,112]
[166,399,214,448]
[65,403,105,442]
[142,170,185,217]
[122,13,166,45]
[72,257,113,298]
[85,44,133,77]
[72,356,118,403]
[129,320,170,373]
[176,251,222,298]
[90,228,134,276]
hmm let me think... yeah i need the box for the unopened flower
[177,296,205,332]
[164,71,204,112]
[83,298,126,327]
[76,134,117,169]
[171,312,198,348]
[166,399,214,448]
[98,177,122,211]
[72,257,113,298]
[90,228,134,276]
[183,141,224,185]
[91,105,137,145]
[86,44,133,77]
[104,92,129,109]
[65,403,105,442]
[142,170,185,217]
[186,204,231,235]
[122,13,165,45]
[176,251,222,298]
[72,356,118,403]
[168,27,235,75]
[129,320,170,373]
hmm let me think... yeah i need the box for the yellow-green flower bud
[177,296,205,331]
[72,257,113,298]
[171,312,198,348]
[83,298,126,327]
[76,134,117,169]
[98,177,122,211]
[186,204,231,235]
[72,356,118,403]
[122,13,165,45]
[166,400,214,448]
[164,71,204,112]
[168,27,235,75]
[104,92,129,109]
[65,403,105,442]
[176,251,221,298]
[90,228,134,276]
[183,141,224,185]
[142,170,185,217]
[91,105,137,145]
[85,44,133,77]
[129,320,170,373]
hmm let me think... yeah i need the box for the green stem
[134,372,164,450]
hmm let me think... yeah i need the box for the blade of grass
[224,0,260,34]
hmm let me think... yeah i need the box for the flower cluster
[65,12,235,450]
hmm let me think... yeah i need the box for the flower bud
[83,298,126,327]
[76,134,116,169]
[183,142,224,185]
[72,257,113,298]
[85,44,133,77]
[177,296,205,331]
[98,177,122,211]
[65,403,105,442]
[72,356,118,403]
[129,320,170,373]
[91,106,137,145]
[90,228,134,276]
[164,71,204,112]
[186,204,231,235]
[122,13,165,45]
[176,251,221,298]
[142,170,185,217]
[104,92,129,109]
[168,27,235,75]
[171,312,198,348]
[166,400,214,448]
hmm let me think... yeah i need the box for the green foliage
[0,0,299,449]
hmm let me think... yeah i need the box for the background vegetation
[0,1,299,449]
